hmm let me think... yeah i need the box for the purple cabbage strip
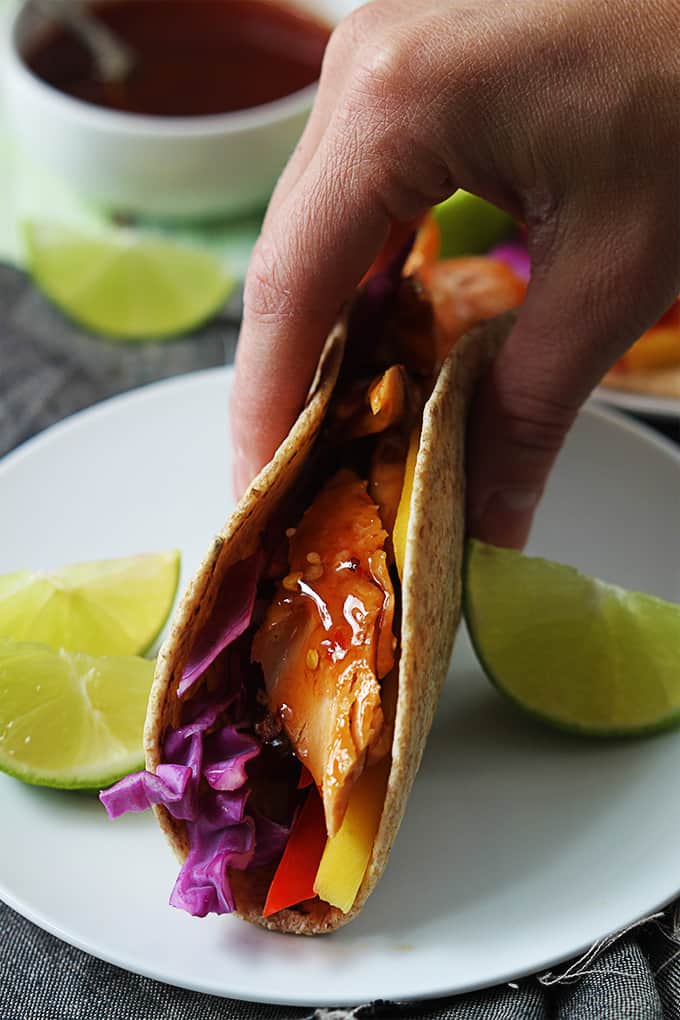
[166,800,288,917]
[163,697,232,758]
[178,552,261,697]
[99,763,192,819]
[155,699,233,821]
[250,808,291,870]
[99,553,292,917]
[100,698,238,826]
[488,239,531,282]
[203,726,260,791]
[170,817,256,917]
[201,789,251,829]
[175,691,235,732]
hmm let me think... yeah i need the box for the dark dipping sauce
[24,0,331,117]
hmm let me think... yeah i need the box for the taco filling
[99,224,524,925]
[252,467,396,838]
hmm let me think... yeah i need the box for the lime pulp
[464,539,680,735]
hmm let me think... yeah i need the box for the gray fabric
[1,261,680,1018]
[0,261,241,456]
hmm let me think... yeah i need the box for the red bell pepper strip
[262,786,327,917]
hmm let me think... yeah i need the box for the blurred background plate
[1,370,680,1005]
[592,386,680,421]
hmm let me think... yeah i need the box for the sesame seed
[305,564,323,581]
[306,649,319,670]
[282,572,302,591]
[285,527,296,538]
[306,551,321,564]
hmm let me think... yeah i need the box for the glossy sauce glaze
[25,0,331,116]
[252,469,397,837]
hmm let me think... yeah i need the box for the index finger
[231,142,393,495]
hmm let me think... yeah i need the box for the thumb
[465,211,679,549]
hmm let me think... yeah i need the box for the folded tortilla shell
[144,309,513,934]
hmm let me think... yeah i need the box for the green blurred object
[433,190,514,258]
[24,221,234,341]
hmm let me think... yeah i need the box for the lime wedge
[464,539,680,735]
[434,191,513,259]
[0,551,180,657]
[24,222,234,340]
[0,639,153,787]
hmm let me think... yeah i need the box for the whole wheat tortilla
[145,309,512,935]
[601,367,680,400]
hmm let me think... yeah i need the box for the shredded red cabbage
[178,553,260,697]
[167,801,290,916]
[250,808,291,870]
[488,239,531,282]
[100,553,290,917]
[170,814,255,916]
[99,763,192,819]
[203,727,260,791]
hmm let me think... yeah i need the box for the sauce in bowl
[24,0,331,117]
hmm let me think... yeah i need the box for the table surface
[2,261,680,1020]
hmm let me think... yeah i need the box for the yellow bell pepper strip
[313,758,390,914]
[393,429,420,582]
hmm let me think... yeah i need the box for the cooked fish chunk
[252,470,396,836]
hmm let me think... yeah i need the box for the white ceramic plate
[2,369,680,1007]
[591,385,680,420]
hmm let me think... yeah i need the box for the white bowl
[2,0,357,220]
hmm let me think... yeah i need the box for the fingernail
[469,488,540,550]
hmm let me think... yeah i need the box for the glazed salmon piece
[252,469,396,836]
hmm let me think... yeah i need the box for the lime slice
[24,222,234,340]
[434,191,513,259]
[464,539,680,735]
[0,639,154,787]
[0,551,180,657]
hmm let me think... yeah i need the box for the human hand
[231,0,680,547]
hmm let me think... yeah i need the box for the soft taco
[100,242,515,934]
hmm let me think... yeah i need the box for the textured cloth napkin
[2,262,680,1019]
